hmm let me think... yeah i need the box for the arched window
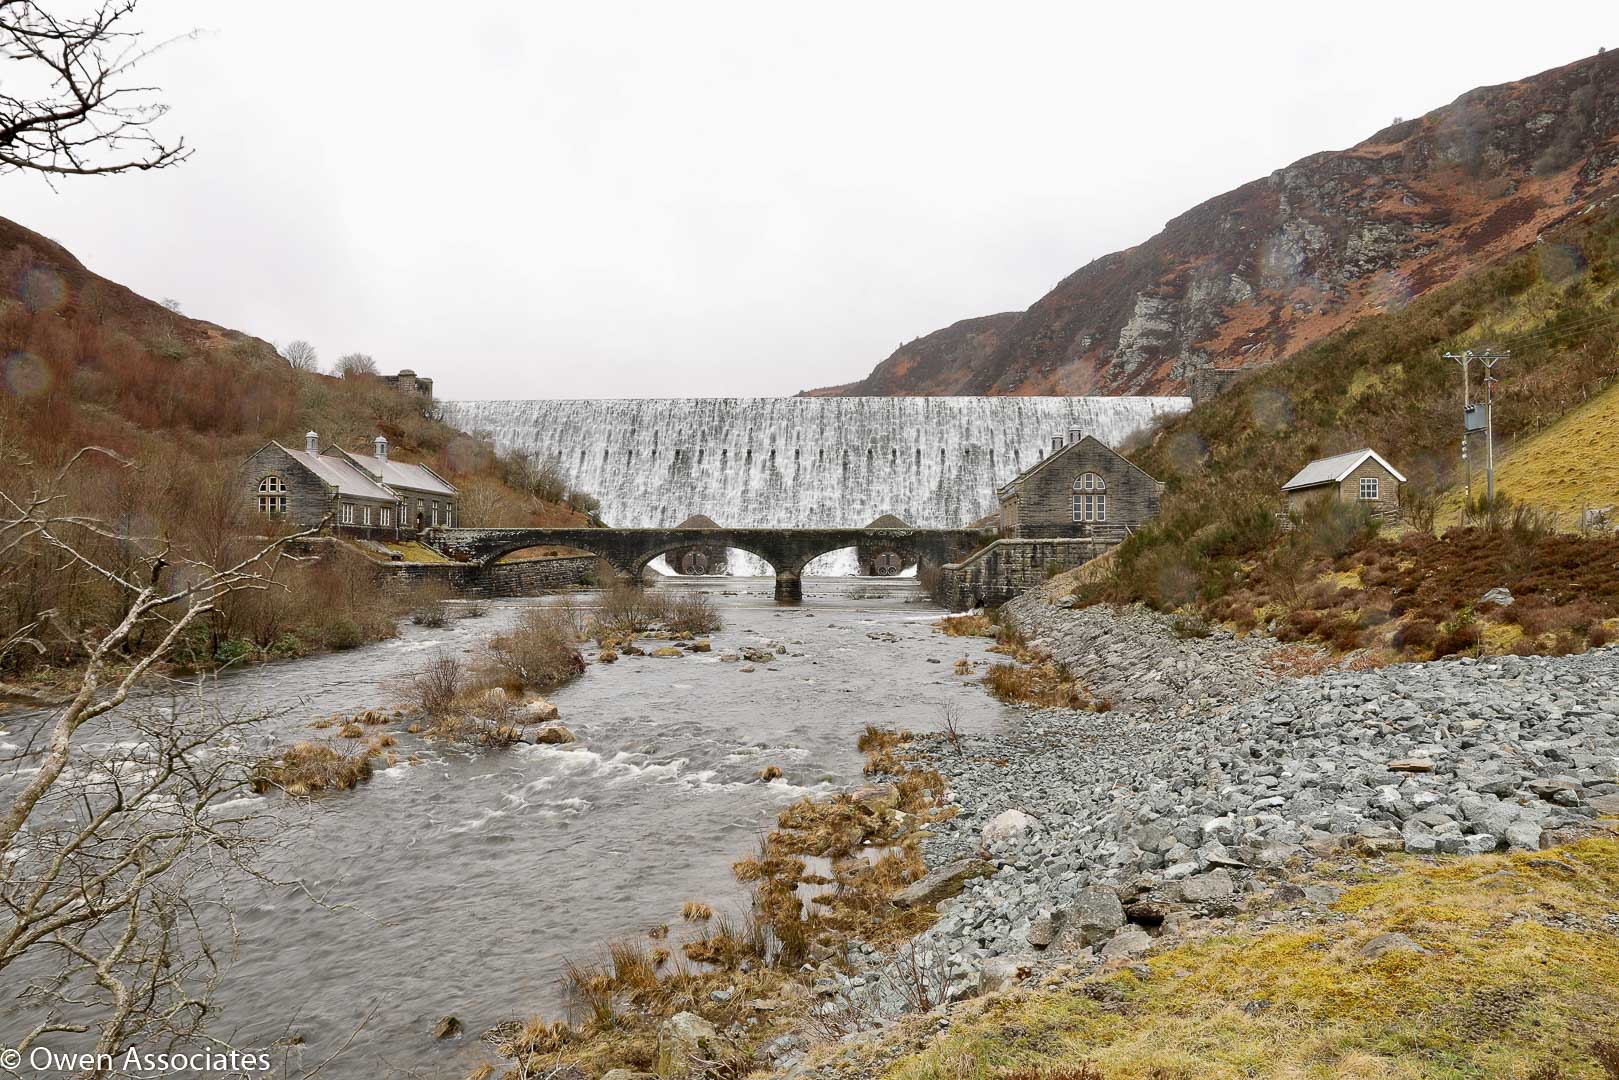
[257,474,287,518]
[1072,472,1107,523]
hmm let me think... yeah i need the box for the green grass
[868,836,1619,1080]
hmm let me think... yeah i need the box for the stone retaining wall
[937,538,1109,610]
[380,555,598,598]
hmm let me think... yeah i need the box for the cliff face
[819,51,1619,397]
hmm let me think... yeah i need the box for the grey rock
[892,859,990,908]
[1100,928,1154,958]
[1360,932,1427,959]
[1179,868,1235,902]
[1064,886,1126,945]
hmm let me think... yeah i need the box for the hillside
[1437,378,1619,527]
[0,214,589,681]
[817,51,1619,398]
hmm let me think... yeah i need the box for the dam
[439,396,1189,572]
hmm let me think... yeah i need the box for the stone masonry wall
[380,555,598,598]
[1007,437,1161,541]
[938,538,1110,610]
[242,444,333,530]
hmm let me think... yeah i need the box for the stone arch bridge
[425,526,994,602]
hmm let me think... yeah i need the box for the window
[1072,473,1107,522]
[363,505,373,526]
[256,474,287,518]
[380,506,392,527]
[1359,476,1379,501]
[444,504,453,527]
[431,502,440,527]
[340,502,355,525]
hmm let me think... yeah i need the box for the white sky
[4,2,1610,399]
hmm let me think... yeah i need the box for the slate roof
[997,435,1158,498]
[275,445,397,501]
[335,450,458,497]
[1282,449,1408,491]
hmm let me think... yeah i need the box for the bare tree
[0,0,192,179]
[280,340,319,373]
[335,352,378,379]
[0,448,315,1066]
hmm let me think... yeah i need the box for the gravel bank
[786,600,1619,1068]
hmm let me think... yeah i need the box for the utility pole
[1479,350,1509,502]
[1444,350,1474,506]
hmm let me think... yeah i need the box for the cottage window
[1359,476,1379,501]
[1072,473,1107,522]
[340,502,355,525]
[256,475,288,518]
[380,506,393,527]
[363,505,373,526]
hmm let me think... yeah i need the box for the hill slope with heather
[815,51,1619,398]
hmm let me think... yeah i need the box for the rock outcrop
[814,51,1619,398]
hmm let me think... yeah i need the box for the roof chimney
[1068,426,1084,445]
[374,435,388,461]
[1050,435,1064,454]
[305,431,319,453]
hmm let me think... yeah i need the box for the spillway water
[442,397,1190,531]
[443,397,1189,574]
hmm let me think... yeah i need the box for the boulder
[1360,932,1427,959]
[1506,821,1544,851]
[524,698,561,722]
[980,954,1034,992]
[1065,886,1126,945]
[655,1012,720,1078]
[979,809,1039,854]
[1100,928,1154,959]
[431,1014,462,1040]
[533,725,576,745]
[1179,868,1235,903]
[690,640,712,652]
[650,646,683,658]
[1480,587,1514,607]
[1588,793,1619,817]
[891,859,990,908]
[1388,758,1435,773]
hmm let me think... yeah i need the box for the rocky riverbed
[778,596,1619,1075]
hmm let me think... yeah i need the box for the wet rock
[741,646,775,663]
[622,644,645,656]
[533,725,575,745]
[432,1014,462,1040]
[739,665,757,673]
[690,640,712,652]
[719,652,739,662]
[597,649,619,663]
[524,698,560,722]
[650,646,683,658]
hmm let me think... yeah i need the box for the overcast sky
[5,2,1610,399]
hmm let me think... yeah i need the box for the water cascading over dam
[440,397,1190,573]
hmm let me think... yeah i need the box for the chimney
[374,435,389,461]
[305,431,319,453]
[1068,426,1084,445]
[1050,435,1064,454]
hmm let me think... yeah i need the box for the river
[1,577,1011,1077]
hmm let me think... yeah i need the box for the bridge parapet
[423,526,995,601]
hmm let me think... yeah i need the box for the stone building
[380,368,434,399]
[242,432,459,536]
[1281,448,1404,520]
[996,429,1164,542]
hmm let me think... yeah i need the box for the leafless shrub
[940,703,963,752]
[410,649,463,716]
[483,607,584,692]
[665,592,721,634]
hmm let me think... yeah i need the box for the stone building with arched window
[995,430,1164,542]
[240,431,458,537]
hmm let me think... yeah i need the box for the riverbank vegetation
[842,834,1619,1080]
[937,612,1100,710]
[492,727,959,1077]
[0,215,597,694]
[1068,199,1619,663]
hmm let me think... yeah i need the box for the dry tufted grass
[877,835,1619,1080]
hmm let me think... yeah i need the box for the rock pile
[1001,593,1284,715]
[889,598,1619,1005]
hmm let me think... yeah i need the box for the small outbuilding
[996,429,1164,541]
[1281,448,1405,519]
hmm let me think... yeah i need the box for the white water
[441,396,1189,573]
